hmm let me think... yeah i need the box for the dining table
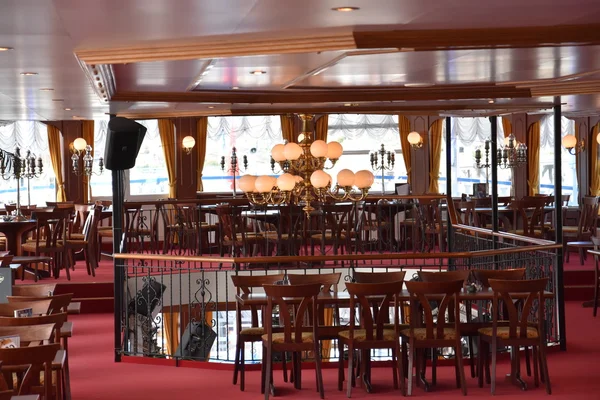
[0,220,36,256]
[471,206,554,231]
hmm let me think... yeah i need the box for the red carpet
[67,301,600,399]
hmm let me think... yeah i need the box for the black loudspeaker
[128,280,167,317]
[104,117,147,170]
[174,321,217,361]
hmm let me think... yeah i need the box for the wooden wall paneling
[408,116,429,194]
[572,117,589,203]
[525,114,545,198]
[589,116,600,196]
[46,120,85,204]
[174,117,199,200]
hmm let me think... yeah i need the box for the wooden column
[572,117,589,204]
[173,117,199,200]
[45,120,85,203]
[406,116,444,194]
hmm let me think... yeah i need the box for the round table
[0,220,36,256]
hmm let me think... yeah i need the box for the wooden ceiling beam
[354,23,600,51]
[112,85,531,104]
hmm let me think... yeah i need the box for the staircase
[55,281,114,313]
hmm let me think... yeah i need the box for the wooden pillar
[406,116,444,194]
[572,117,589,204]
[45,120,85,203]
[173,117,199,199]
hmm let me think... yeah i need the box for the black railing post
[490,116,499,253]
[445,117,454,268]
[553,99,566,351]
[112,168,125,362]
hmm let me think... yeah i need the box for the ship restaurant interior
[1,1,600,399]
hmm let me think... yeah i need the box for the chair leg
[533,346,539,387]
[539,343,552,394]
[338,341,344,391]
[490,340,497,395]
[264,346,272,400]
[346,347,353,398]
[397,342,405,396]
[454,350,460,388]
[314,342,325,399]
[477,338,484,388]
[407,340,414,396]
[455,344,467,396]
[232,338,240,385]
[282,352,288,383]
[240,341,246,391]
[392,348,398,389]
[260,345,266,395]
[594,265,599,317]
[431,348,437,386]
[468,336,475,378]
[524,346,532,377]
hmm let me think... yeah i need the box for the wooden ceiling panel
[113,60,207,91]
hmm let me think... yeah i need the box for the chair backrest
[472,268,526,289]
[405,279,464,340]
[73,204,94,233]
[216,204,249,242]
[0,343,60,398]
[0,313,67,344]
[561,194,570,206]
[263,283,321,345]
[287,272,341,292]
[12,284,57,297]
[0,323,55,346]
[509,198,547,236]
[231,274,285,327]
[82,205,103,242]
[452,200,478,226]
[488,278,548,339]
[0,255,13,268]
[353,270,406,284]
[46,201,74,208]
[577,196,600,237]
[0,300,52,317]
[7,293,73,314]
[418,270,470,286]
[345,280,405,342]
[30,209,71,249]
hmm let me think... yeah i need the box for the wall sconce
[562,134,584,155]
[407,131,423,149]
[182,135,196,155]
[597,132,600,145]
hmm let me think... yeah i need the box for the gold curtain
[196,117,208,192]
[280,115,296,143]
[502,117,512,138]
[428,119,444,193]
[321,307,335,361]
[315,115,328,142]
[575,123,581,201]
[82,120,94,203]
[398,115,412,184]
[158,119,177,198]
[163,311,180,355]
[527,121,541,195]
[591,123,600,196]
[47,125,66,201]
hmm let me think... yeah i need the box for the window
[92,119,169,199]
[538,116,578,202]
[441,118,512,198]
[204,116,282,193]
[327,114,407,194]
[0,121,56,206]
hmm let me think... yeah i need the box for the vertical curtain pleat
[280,115,296,143]
[315,115,328,142]
[527,121,541,195]
[575,123,581,202]
[82,120,94,203]
[398,115,412,184]
[163,312,180,356]
[47,125,66,201]
[196,117,208,192]
[502,117,512,138]
[321,307,334,361]
[158,119,177,198]
[591,123,600,196]
[428,119,444,193]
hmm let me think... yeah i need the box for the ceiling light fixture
[332,6,359,11]
[488,99,495,104]
[52,99,64,102]
[0,47,13,52]
[64,108,72,111]
[208,106,215,109]
[40,88,54,92]
[20,72,38,76]
[232,86,239,90]
[250,70,266,75]
[404,83,434,88]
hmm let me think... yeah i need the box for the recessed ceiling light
[488,99,495,104]
[404,83,434,88]
[0,47,13,52]
[250,70,266,75]
[20,72,38,76]
[208,106,215,109]
[232,86,239,90]
[344,103,352,107]
[52,99,64,102]
[64,107,72,111]
[332,6,359,12]
[40,88,54,91]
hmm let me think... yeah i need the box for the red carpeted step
[563,270,595,286]
[54,282,114,299]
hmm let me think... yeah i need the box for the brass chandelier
[238,114,374,216]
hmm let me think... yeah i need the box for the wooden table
[12,396,40,400]
[473,206,554,231]
[0,220,36,256]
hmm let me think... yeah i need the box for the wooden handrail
[453,224,556,246]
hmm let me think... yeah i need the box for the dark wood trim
[353,24,600,51]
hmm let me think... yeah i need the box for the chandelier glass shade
[238,114,374,216]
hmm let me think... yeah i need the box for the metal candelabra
[0,148,43,221]
[474,140,492,190]
[370,144,395,194]
[221,147,247,198]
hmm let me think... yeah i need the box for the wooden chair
[402,279,467,396]
[216,204,265,258]
[507,198,548,238]
[263,205,304,256]
[589,236,600,317]
[262,283,324,400]
[230,274,285,392]
[21,209,71,280]
[12,284,57,297]
[565,196,599,265]
[453,200,479,227]
[7,293,73,315]
[338,280,405,397]
[0,300,52,317]
[0,313,70,400]
[477,278,551,394]
[64,206,102,276]
[310,203,355,259]
[0,343,60,399]
[69,204,94,240]
[353,270,406,284]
